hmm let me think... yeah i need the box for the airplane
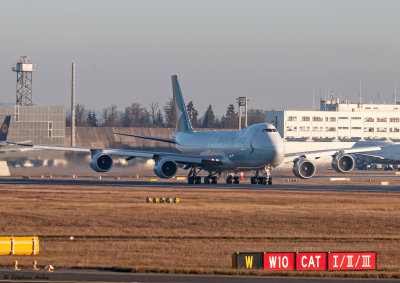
[0,115,33,152]
[8,76,382,185]
[350,140,400,170]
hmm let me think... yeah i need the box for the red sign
[328,252,376,270]
[264,253,295,270]
[296,253,327,270]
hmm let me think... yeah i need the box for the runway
[0,269,397,283]
[0,176,399,192]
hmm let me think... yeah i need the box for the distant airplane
[350,140,400,170]
[0,115,33,152]
[8,76,381,184]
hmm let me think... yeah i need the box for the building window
[326,127,336,132]
[48,121,53,137]
[390,128,400,132]
[364,127,374,132]
[286,126,297,131]
[377,118,387,122]
[313,117,323,122]
[377,128,387,132]
[390,118,400,123]
[15,106,19,122]
[287,116,297,121]
[351,127,362,130]
[325,117,336,122]
[302,116,310,122]
[351,117,361,120]
[338,127,349,129]
[364,117,374,122]
[299,126,310,131]
[338,117,349,119]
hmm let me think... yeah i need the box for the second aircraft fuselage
[172,123,285,170]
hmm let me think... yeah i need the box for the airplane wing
[282,146,382,163]
[8,142,223,167]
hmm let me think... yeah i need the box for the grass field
[0,180,399,278]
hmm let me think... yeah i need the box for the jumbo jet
[351,140,400,170]
[9,76,381,185]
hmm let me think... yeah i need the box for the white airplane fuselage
[173,123,285,170]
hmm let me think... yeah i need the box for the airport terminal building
[265,97,400,141]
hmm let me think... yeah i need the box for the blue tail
[0,116,11,142]
[171,75,193,132]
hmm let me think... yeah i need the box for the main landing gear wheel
[204,176,218,184]
[257,177,267,185]
[268,176,272,185]
[187,166,202,184]
[226,175,233,184]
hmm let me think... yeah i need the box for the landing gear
[188,166,202,184]
[251,167,272,185]
[204,176,218,184]
[204,171,219,184]
[226,174,240,184]
[257,176,266,185]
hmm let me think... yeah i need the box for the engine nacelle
[292,157,316,179]
[154,158,178,179]
[332,153,354,173]
[90,152,113,172]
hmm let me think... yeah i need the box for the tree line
[66,100,265,129]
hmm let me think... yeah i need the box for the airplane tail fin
[0,115,11,142]
[171,75,193,132]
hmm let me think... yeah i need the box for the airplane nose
[270,136,285,167]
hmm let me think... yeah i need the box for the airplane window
[263,129,276,132]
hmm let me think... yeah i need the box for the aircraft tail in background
[171,75,193,133]
[0,115,11,143]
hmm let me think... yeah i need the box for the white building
[265,96,400,141]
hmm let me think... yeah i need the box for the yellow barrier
[0,237,39,256]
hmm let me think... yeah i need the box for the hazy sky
[1,0,400,116]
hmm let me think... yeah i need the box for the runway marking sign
[264,253,295,271]
[328,252,376,270]
[245,256,253,268]
[232,252,262,269]
[296,252,326,271]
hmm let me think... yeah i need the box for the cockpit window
[263,128,277,132]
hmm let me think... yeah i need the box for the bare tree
[247,109,265,126]
[164,98,176,128]
[75,104,87,126]
[102,104,119,126]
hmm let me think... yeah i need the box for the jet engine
[154,158,178,178]
[292,157,316,179]
[332,153,354,173]
[90,152,113,172]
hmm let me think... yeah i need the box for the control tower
[12,56,37,106]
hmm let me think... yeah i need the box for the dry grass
[0,183,398,277]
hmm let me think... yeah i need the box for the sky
[1,0,400,117]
